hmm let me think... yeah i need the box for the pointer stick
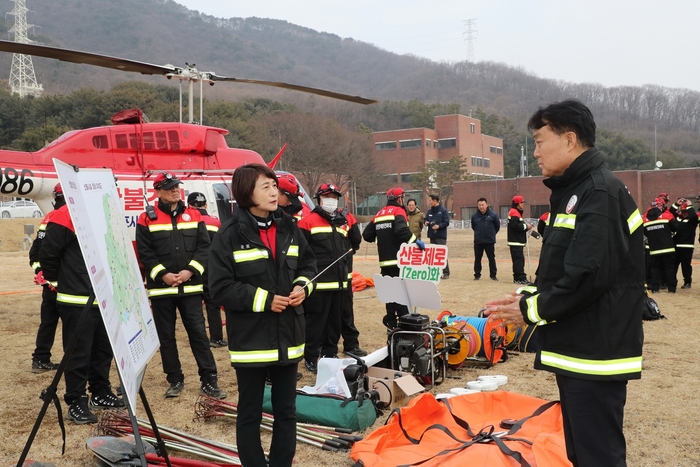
[291,248,354,297]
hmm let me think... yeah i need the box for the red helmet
[315,183,341,199]
[53,183,63,197]
[386,187,405,200]
[277,174,300,197]
[512,195,525,204]
[658,192,669,202]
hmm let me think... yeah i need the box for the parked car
[0,200,44,218]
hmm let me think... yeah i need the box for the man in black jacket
[470,197,500,281]
[136,172,225,399]
[424,194,450,279]
[485,99,644,467]
[669,198,697,289]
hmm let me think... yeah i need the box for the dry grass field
[1,219,698,466]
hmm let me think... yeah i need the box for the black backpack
[643,294,665,320]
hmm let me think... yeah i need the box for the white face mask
[321,197,338,213]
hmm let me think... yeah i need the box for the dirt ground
[1,219,698,466]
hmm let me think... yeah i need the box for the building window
[375,141,397,151]
[385,174,399,183]
[400,139,422,149]
[438,138,457,149]
[426,140,431,148]
[530,205,550,219]
[401,173,416,183]
[92,135,108,149]
[497,147,503,154]
[470,123,475,134]
[484,158,490,168]
[476,157,483,167]
[471,156,476,166]
[490,145,497,153]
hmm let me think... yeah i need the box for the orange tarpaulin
[351,391,572,467]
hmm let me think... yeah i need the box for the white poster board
[54,160,159,413]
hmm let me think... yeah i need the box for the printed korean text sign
[397,243,448,283]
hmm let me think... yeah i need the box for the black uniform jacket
[39,205,95,306]
[136,200,210,299]
[208,207,317,367]
[519,148,644,381]
[362,201,416,268]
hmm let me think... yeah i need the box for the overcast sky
[174,0,700,92]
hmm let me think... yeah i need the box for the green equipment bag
[262,386,377,432]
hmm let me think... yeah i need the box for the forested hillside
[0,0,698,167]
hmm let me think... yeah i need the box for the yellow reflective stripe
[526,294,547,325]
[507,242,526,247]
[295,277,314,294]
[644,219,669,226]
[56,293,97,305]
[150,264,166,281]
[206,224,219,232]
[676,244,695,248]
[545,217,550,226]
[189,260,204,275]
[31,261,41,272]
[553,214,576,230]
[177,222,199,230]
[540,351,643,376]
[183,284,203,294]
[379,259,398,267]
[316,282,343,290]
[335,228,348,237]
[230,349,279,363]
[650,248,675,255]
[374,215,395,223]
[233,249,269,263]
[310,226,333,234]
[288,344,304,360]
[627,209,643,234]
[253,288,268,312]
[48,281,58,288]
[38,224,47,231]
[149,224,173,232]
[408,234,417,243]
[516,285,537,295]
[287,245,299,257]
[148,288,179,297]
[347,272,353,279]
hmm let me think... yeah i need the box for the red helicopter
[0,40,376,230]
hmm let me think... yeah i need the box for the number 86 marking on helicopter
[0,167,34,195]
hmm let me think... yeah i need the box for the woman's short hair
[232,164,278,209]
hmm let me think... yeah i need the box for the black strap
[40,386,66,454]
[392,399,560,467]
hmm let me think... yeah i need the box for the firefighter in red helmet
[362,187,424,329]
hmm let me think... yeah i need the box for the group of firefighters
[642,192,699,292]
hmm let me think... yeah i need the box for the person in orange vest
[28,183,64,373]
[136,172,225,399]
[187,192,227,348]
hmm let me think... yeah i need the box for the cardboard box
[366,366,425,410]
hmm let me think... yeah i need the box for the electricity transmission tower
[7,0,43,97]
[462,18,477,62]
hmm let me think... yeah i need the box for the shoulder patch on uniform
[566,195,578,213]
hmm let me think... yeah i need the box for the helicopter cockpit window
[92,135,109,149]
[129,133,137,149]
[115,134,129,149]
[143,132,155,150]
[156,131,168,150]
[168,131,180,150]
[213,183,235,221]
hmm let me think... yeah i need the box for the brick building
[363,114,504,214]
[453,167,700,221]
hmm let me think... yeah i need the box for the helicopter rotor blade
[208,74,378,105]
[0,40,379,105]
[0,40,175,75]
